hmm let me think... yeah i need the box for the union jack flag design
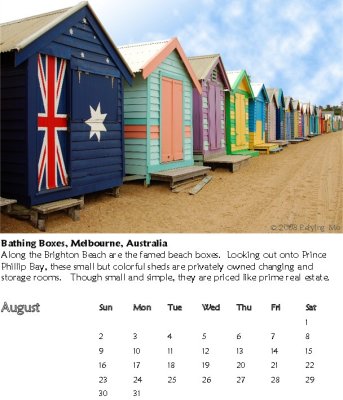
[37,54,68,191]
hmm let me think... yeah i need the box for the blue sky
[2,0,343,106]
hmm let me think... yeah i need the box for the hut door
[208,84,221,150]
[269,103,276,141]
[37,54,69,192]
[256,100,264,142]
[71,69,118,174]
[235,93,246,145]
[161,77,183,162]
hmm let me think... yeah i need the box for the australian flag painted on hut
[0,2,133,206]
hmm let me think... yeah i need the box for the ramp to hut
[204,154,250,172]
[252,143,280,155]
[268,140,289,147]
[289,138,306,144]
[150,166,210,188]
[231,149,260,157]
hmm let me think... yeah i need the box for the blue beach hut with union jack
[0,2,132,206]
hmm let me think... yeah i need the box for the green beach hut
[225,70,259,157]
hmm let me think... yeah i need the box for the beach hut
[317,107,322,134]
[275,89,285,140]
[314,106,319,135]
[266,89,278,142]
[225,70,258,156]
[309,105,316,135]
[118,38,209,186]
[322,111,334,132]
[0,2,133,207]
[319,108,326,133]
[338,116,343,131]
[333,115,339,131]
[302,103,310,137]
[188,54,230,161]
[292,100,300,138]
[284,96,294,141]
[248,83,278,153]
[299,102,305,137]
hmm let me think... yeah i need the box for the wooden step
[0,197,17,213]
[31,198,83,231]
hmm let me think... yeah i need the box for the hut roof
[0,1,133,79]
[292,99,300,110]
[118,38,202,93]
[267,88,285,108]
[187,54,230,90]
[0,4,80,53]
[226,70,241,87]
[250,82,269,102]
[226,70,253,97]
[266,88,278,105]
[284,96,294,110]
[302,103,310,114]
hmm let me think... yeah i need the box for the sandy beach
[1,131,342,234]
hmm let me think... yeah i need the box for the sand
[1,131,342,234]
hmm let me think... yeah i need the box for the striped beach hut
[248,83,278,153]
[0,2,133,206]
[118,38,204,185]
[292,99,300,138]
[302,103,310,137]
[225,70,258,156]
[309,105,316,135]
[188,54,230,161]
[317,107,322,134]
[313,106,320,135]
[299,102,305,137]
[275,89,285,140]
[266,89,278,142]
[322,112,331,132]
[319,108,326,133]
[284,96,294,140]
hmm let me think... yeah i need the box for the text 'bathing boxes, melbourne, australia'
[0,2,133,206]
[118,38,203,185]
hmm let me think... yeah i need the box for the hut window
[211,69,217,81]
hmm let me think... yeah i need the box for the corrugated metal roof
[267,88,279,106]
[226,70,241,87]
[0,1,133,78]
[250,82,263,98]
[292,99,300,109]
[284,96,292,109]
[266,89,275,101]
[187,54,219,80]
[0,2,87,53]
[118,39,170,73]
[302,103,309,113]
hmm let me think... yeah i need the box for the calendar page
[0,233,341,400]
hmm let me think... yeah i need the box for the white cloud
[2,0,341,105]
